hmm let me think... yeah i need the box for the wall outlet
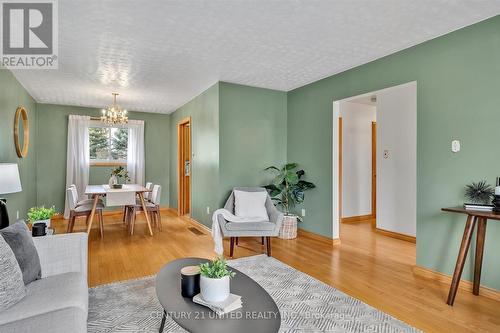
[16,210,19,219]
[451,139,460,153]
[301,208,306,217]
[206,206,210,215]
[383,150,389,159]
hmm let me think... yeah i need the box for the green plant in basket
[199,257,235,279]
[27,206,57,223]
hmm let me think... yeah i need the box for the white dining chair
[125,185,162,234]
[70,184,103,207]
[66,187,105,236]
[122,182,154,222]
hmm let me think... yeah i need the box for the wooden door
[178,117,191,216]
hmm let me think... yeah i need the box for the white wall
[376,82,417,236]
[340,101,376,218]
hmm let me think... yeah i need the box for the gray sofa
[217,187,284,256]
[0,232,88,333]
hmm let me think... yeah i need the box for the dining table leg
[139,192,153,236]
[446,215,476,305]
[86,194,100,235]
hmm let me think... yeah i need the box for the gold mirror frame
[14,106,29,158]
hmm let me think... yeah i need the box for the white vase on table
[200,275,230,302]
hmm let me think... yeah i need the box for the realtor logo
[1,0,58,68]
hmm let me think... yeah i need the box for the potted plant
[110,166,130,189]
[264,163,316,239]
[198,257,235,303]
[27,206,57,227]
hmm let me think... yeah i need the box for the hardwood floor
[52,211,500,332]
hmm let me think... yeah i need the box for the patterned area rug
[88,255,420,332]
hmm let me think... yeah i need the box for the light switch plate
[451,140,460,153]
[301,208,306,217]
[206,206,210,215]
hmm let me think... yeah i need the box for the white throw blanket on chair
[211,209,264,255]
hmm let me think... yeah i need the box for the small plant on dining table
[111,166,130,184]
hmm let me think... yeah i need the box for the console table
[441,207,495,305]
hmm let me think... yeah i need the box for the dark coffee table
[155,258,281,333]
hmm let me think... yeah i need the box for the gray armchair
[217,187,284,257]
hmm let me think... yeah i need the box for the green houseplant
[27,206,57,227]
[110,166,130,189]
[264,163,316,239]
[198,257,235,302]
[263,163,316,219]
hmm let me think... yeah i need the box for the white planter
[34,219,51,228]
[279,215,297,239]
[200,275,230,302]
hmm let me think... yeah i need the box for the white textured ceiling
[11,1,500,114]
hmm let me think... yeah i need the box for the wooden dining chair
[125,185,162,235]
[66,188,105,236]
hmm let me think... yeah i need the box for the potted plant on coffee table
[27,206,57,228]
[198,257,235,302]
[264,163,316,239]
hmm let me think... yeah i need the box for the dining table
[85,184,153,237]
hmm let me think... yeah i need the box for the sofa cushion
[0,221,41,284]
[234,190,269,220]
[226,221,275,231]
[0,235,26,311]
[0,272,88,326]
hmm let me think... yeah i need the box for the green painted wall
[0,69,37,223]
[287,16,500,289]
[36,104,170,212]
[218,82,287,202]
[169,83,220,227]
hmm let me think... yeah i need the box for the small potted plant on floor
[264,163,316,239]
[110,166,130,189]
[198,257,235,302]
[27,206,57,228]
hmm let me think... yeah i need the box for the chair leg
[130,207,136,235]
[85,214,90,226]
[98,210,104,238]
[123,207,127,222]
[230,237,235,257]
[235,237,239,245]
[261,236,264,245]
[266,237,272,257]
[67,211,74,233]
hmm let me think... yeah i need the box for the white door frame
[332,81,417,240]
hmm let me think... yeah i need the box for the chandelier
[101,93,128,125]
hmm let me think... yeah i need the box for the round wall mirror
[14,106,29,158]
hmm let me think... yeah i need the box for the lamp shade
[0,163,22,195]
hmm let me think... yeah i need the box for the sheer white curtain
[64,115,90,218]
[127,120,145,185]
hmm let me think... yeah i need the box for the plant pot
[34,219,51,228]
[200,275,230,302]
[279,215,297,239]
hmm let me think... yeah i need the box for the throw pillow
[0,222,41,285]
[0,234,26,311]
[234,190,269,220]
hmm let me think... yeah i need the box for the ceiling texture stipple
[11,0,500,114]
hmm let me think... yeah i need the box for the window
[89,126,128,165]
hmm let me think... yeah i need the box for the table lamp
[0,163,22,229]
